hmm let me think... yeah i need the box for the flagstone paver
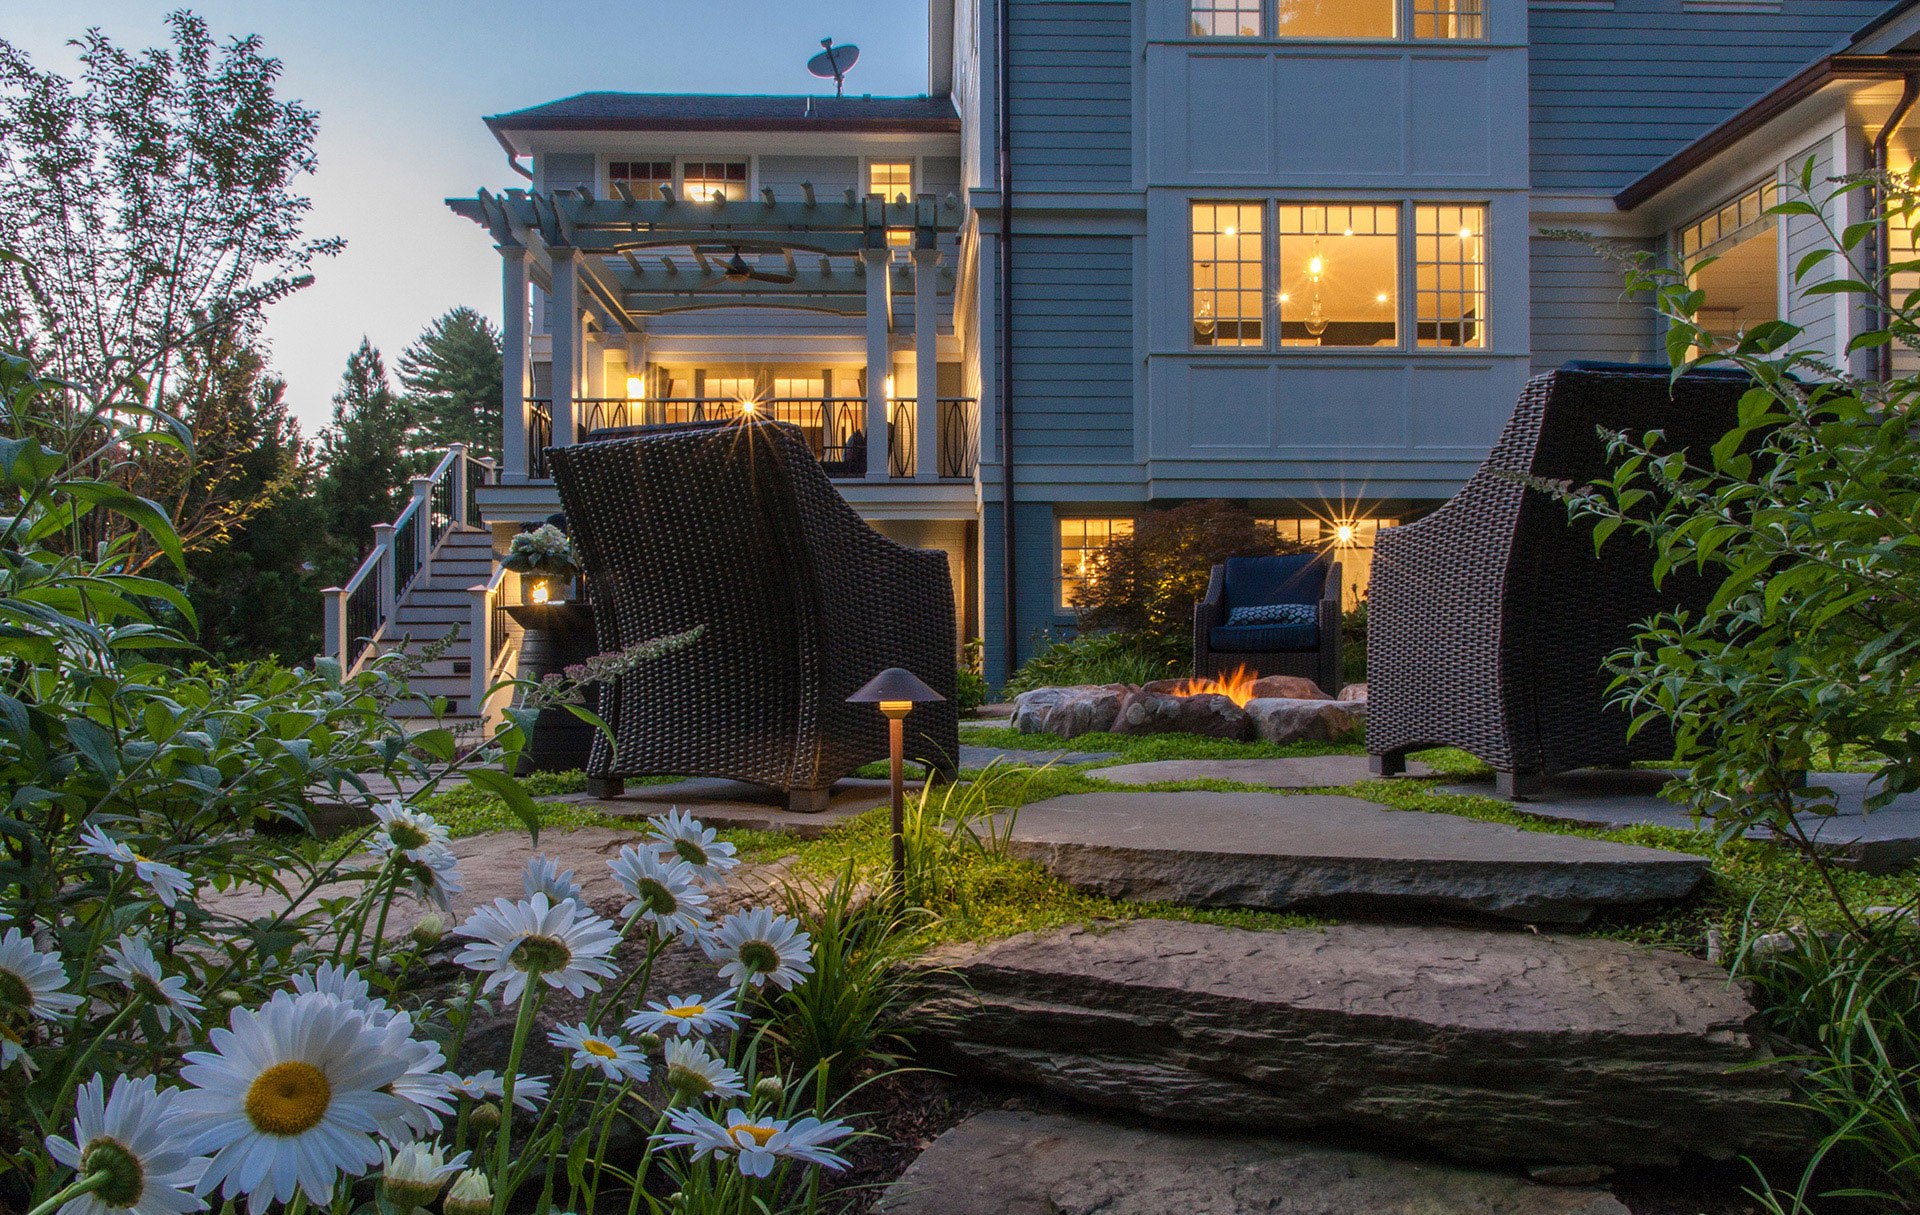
[958,743,1120,769]
[915,920,1799,1168]
[1088,753,1431,787]
[1007,790,1707,922]
[878,1111,1629,1215]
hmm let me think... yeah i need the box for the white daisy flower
[289,961,394,1025]
[658,1107,852,1177]
[101,936,203,1032]
[453,894,620,1007]
[624,991,743,1039]
[0,925,81,1067]
[451,1070,548,1111]
[367,802,451,862]
[46,1074,209,1215]
[176,990,413,1215]
[523,854,583,904]
[645,809,740,884]
[77,826,196,908]
[608,845,708,939]
[378,1140,468,1210]
[395,843,464,913]
[548,1023,651,1084]
[703,907,815,991]
[661,1039,746,1102]
[378,1013,457,1143]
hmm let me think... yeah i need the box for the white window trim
[1055,515,1135,613]
[1188,198,1491,355]
[1187,0,1488,41]
[598,154,758,201]
[860,155,921,201]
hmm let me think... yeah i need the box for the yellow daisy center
[245,1060,333,1136]
[733,1124,779,1147]
[582,1038,619,1059]
[665,1003,706,1018]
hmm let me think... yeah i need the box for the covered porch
[446,186,976,485]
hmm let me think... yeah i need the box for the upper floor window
[1192,202,1265,347]
[682,161,748,202]
[1191,0,1483,38]
[1278,204,1398,347]
[1416,204,1487,348]
[869,161,915,248]
[609,160,672,200]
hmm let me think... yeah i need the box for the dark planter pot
[506,602,598,775]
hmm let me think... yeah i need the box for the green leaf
[412,728,457,762]
[61,482,185,572]
[463,767,541,844]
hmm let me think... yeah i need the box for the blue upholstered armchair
[1192,553,1343,694]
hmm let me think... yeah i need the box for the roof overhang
[1616,53,1920,218]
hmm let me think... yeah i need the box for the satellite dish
[807,38,859,97]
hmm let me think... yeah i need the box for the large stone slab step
[916,920,1799,1167]
[1008,790,1707,923]
[876,1111,1628,1215]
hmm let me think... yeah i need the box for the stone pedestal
[506,602,598,775]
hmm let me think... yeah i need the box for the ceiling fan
[696,245,797,285]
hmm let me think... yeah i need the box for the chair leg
[585,775,625,799]
[1369,752,1407,778]
[787,786,833,814]
[1495,769,1545,801]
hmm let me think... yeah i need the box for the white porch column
[550,247,580,452]
[913,246,940,480]
[864,247,893,479]
[499,246,531,483]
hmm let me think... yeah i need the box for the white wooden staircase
[322,445,520,731]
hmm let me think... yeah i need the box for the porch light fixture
[625,375,646,401]
[1335,523,1357,545]
[848,666,944,896]
[527,579,552,605]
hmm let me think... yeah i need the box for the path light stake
[848,667,944,898]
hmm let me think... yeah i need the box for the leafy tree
[0,11,337,569]
[1075,500,1304,653]
[316,338,413,583]
[398,306,502,461]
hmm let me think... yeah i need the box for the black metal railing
[344,566,380,670]
[490,585,511,666]
[429,467,453,548]
[938,397,980,477]
[465,453,492,525]
[528,399,553,478]
[887,399,915,477]
[391,501,422,598]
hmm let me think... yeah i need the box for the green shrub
[1074,500,1303,649]
[955,636,988,713]
[1004,629,1182,696]
[1341,598,1368,685]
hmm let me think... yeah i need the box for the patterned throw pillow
[1227,602,1317,627]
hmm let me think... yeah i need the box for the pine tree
[316,339,415,583]
[397,307,502,461]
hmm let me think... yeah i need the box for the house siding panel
[1009,0,1134,190]
[1010,234,1135,460]
[1529,236,1661,372]
[1528,0,1891,191]
[756,155,860,192]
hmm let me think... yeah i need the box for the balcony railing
[520,397,979,481]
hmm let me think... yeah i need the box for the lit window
[868,161,914,248]
[1192,202,1265,348]
[1277,205,1398,348]
[682,161,748,203]
[1059,516,1134,610]
[1255,516,1399,607]
[609,161,672,200]
[1416,205,1487,348]
[1275,0,1394,37]
[1411,0,1484,38]
[1681,182,1780,345]
[772,376,825,400]
[1192,0,1262,35]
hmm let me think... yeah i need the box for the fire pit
[1010,667,1364,744]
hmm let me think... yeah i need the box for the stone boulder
[1244,696,1358,743]
[915,920,1800,1167]
[1112,690,1251,740]
[1010,685,1127,738]
[1338,681,1368,702]
[1253,673,1329,700]
[877,1111,1628,1215]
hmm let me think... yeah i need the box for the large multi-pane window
[1191,203,1266,347]
[1416,205,1487,348]
[1680,181,1780,344]
[1277,204,1399,348]
[682,161,748,203]
[1192,0,1481,38]
[1058,517,1135,610]
[608,161,672,200]
[1256,516,1400,607]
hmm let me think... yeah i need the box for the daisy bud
[411,914,447,949]
[444,1170,492,1215]
[216,988,244,1006]
[637,1031,663,1053]
[469,1100,502,1132]
[753,1076,785,1103]
[382,1142,457,1211]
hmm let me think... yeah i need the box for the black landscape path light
[848,666,944,897]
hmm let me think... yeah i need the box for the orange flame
[1167,664,1259,708]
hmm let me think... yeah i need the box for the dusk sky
[4,1,930,433]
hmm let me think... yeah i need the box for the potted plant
[504,523,579,603]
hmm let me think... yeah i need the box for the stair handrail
[321,442,483,675]
[468,563,518,729]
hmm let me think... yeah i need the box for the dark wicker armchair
[547,419,960,811]
[1193,553,1343,694]
[1366,362,1751,798]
